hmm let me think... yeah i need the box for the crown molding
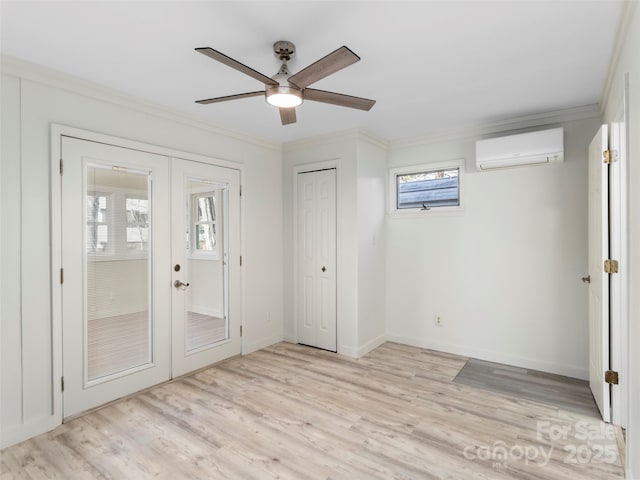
[283,127,388,152]
[0,54,282,153]
[388,104,602,150]
[599,0,638,112]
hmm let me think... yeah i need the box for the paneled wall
[0,61,284,448]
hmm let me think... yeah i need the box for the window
[189,191,219,259]
[87,193,110,253]
[125,196,149,251]
[390,160,464,214]
[86,189,149,258]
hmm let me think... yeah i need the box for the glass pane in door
[184,179,227,352]
[86,165,152,381]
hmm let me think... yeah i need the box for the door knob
[174,280,190,288]
[581,275,591,284]
[321,266,326,272]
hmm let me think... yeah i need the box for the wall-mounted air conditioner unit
[475,127,564,171]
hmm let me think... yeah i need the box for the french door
[61,137,240,419]
[61,137,171,418]
[171,158,241,377]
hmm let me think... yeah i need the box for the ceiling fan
[195,41,376,125]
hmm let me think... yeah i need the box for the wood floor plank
[453,358,600,417]
[1,342,625,479]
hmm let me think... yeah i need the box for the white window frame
[124,194,150,254]
[86,191,113,256]
[388,159,465,216]
[188,189,220,261]
[86,185,150,261]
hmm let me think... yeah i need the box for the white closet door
[170,158,241,377]
[297,169,337,351]
[61,137,171,419]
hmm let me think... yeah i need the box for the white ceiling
[0,1,625,143]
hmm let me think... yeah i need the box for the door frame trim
[292,160,341,353]
[609,79,629,429]
[50,124,245,426]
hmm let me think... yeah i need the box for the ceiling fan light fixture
[266,84,303,108]
[195,42,375,125]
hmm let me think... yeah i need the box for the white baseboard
[242,333,284,355]
[338,344,358,357]
[386,334,588,380]
[356,333,388,357]
[1,415,60,449]
[282,332,296,343]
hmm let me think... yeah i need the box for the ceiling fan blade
[304,88,376,111]
[195,91,264,104]
[279,107,297,125]
[196,47,278,86]
[288,46,360,89]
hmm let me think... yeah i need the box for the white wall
[282,132,387,357]
[1,73,23,446]
[0,58,284,447]
[282,133,359,354]
[385,116,601,379]
[87,260,148,319]
[602,2,640,475]
[188,259,223,317]
[356,138,387,354]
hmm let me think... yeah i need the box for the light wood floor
[453,358,600,417]
[1,342,625,479]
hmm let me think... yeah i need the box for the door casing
[588,125,610,422]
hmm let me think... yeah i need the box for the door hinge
[603,150,617,164]
[240,256,242,266]
[61,376,65,392]
[60,268,64,284]
[240,185,243,197]
[605,370,619,385]
[240,325,243,337]
[59,158,64,175]
[604,259,619,274]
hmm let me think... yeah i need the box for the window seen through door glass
[87,194,109,252]
[126,197,149,251]
[195,193,216,252]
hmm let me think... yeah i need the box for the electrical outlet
[435,315,443,327]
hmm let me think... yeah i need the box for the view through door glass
[86,165,153,380]
[184,178,227,351]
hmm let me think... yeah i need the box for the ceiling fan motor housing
[273,40,296,61]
